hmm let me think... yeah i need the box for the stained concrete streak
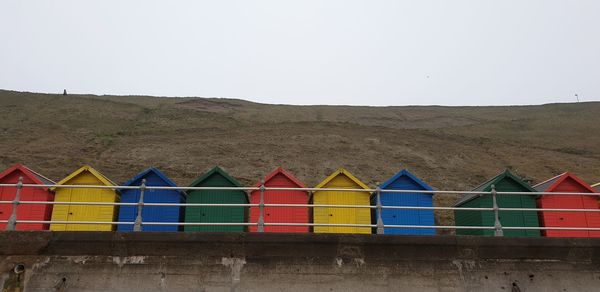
[0,232,600,291]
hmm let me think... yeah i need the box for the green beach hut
[184,166,248,232]
[454,169,540,237]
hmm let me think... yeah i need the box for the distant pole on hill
[63,89,67,95]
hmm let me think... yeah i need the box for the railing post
[257,180,265,232]
[6,176,23,231]
[492,184,503,236]
[376,186,384,234]
[133,179,146,232]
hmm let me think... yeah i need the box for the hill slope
[1,90,599,230]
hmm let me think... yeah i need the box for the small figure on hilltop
[63,89,67,95]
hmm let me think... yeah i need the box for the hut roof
[533,172,597,193]
[454,169,535,206]
[0,163,56,190]
[189,166,242,187]
[315,168,369,189]
[124,167,177,187]
[254,167,306,188]
[53,165,115,188]
[379,169,433,191]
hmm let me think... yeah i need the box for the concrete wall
[1,232,600,292]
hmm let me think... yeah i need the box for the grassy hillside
[1,90,599,231]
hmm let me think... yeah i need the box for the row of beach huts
[0,163,599,237]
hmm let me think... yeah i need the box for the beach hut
[374,169,435,235]
[249,167,309,233]
[534,172,600,237]
[313,168,371,234]
[454,169,540,237]
[0,164,55,230]
[117,167,185,232]
[184,166,247,232]
[49,165,119,231]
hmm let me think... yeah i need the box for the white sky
[1,0,599,106]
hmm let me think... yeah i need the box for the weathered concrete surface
[1,232,600,292]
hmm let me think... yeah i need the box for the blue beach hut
[117,167,185,232]
[372,169,435,235]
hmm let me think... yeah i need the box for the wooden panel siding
[50,166,118,231]
[313,169,371,234]
[184,167,247,232]
[249,167,309,233]
[454,170,540,237]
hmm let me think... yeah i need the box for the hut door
[313,193,330,233]
[327,192,340,233]
[66,187,96,231]
[18,188,36,230]
[329,191,355,234]
[183,192,202,231]
[511,195,528,236]
[355,193,371,234]
[66,188,83,231]
[575,196,589,237]
[199,191,232,232]
[0,187,10,228]
[50,189,73,231]
[560,195,588,237]
[201,192,221,232]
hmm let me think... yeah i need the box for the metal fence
[2,177,600,235]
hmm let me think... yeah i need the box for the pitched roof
[454,169,536,206]
[53,165,116,189]
[0,163,56,190]
[315,168,369,189]
[253,167,306,188]
[379,169,433,191]
[533,172,597,193]
[123,167,177,187]
[123,167,184,197]
[189,166,242,187]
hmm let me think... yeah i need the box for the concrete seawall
[1,232,600,291]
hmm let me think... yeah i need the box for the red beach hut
[249,167,309,233]
[0,164,55,230]
[534,172,600,237]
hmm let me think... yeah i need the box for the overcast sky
[1,1,599,106]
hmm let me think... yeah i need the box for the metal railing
[1,177,600,235]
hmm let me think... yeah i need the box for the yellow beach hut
[313,168,371,234]
[50,165,119,231]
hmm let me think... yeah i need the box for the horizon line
[1,88,595,108]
